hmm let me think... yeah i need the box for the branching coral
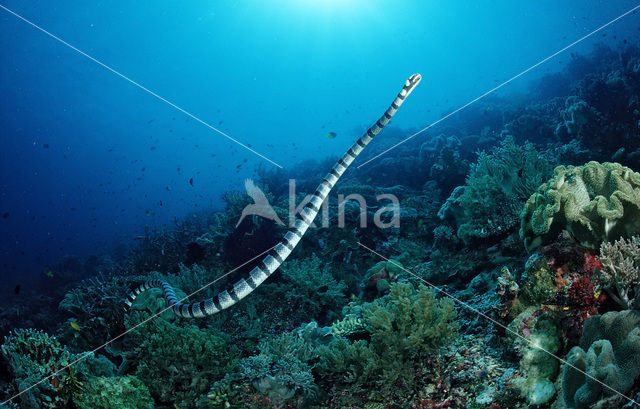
[317,283,458,391]
[1,329,92,409]
[231,322,330,403]
[598,235,640,309]
[122,315,239,409]
[276,254,347,325]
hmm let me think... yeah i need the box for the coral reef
[0,328,117,409]
[8,40,640,409]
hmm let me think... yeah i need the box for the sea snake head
[406,73,422,94]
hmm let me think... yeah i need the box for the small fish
[147,118,155,124]
[13,285,20,295]
[165,186,171,191]
[44,270,54,278]
[70,321,81,331]
[145,209,151,216]
[417,219,424,228]
[189,178,194,186]
[43,143,50,149]
[150,146,156,151]
[2,212,8,219]
[325,132,337,139]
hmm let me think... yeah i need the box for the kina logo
[236,179,285,227]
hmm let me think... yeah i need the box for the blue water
[1,0,638,287]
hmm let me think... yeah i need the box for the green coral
[317,282,458,390]
[123,315,239,409]
[520,161,640,253]
[331,313,366,337]
[561,310,640,409]
[74,376,154,409]
[508,309,560,405]
[276,254,347,324]
[206,254,347,344]
[1,329,88,409]
[235,323,326,401]
[520,254,557,306]
[439,136,552,244]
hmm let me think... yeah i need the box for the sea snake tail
[124,74,422,318]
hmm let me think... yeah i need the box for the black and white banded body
[124,74,422,318]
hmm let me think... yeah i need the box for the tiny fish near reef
[124,74,422,318]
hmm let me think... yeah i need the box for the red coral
[563,274,607,342]
[582,252,602,274]
[568,275,596,308]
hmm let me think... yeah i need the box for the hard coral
[561,310,640,409]
[1,329,93,409]
[598,235,640,309]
